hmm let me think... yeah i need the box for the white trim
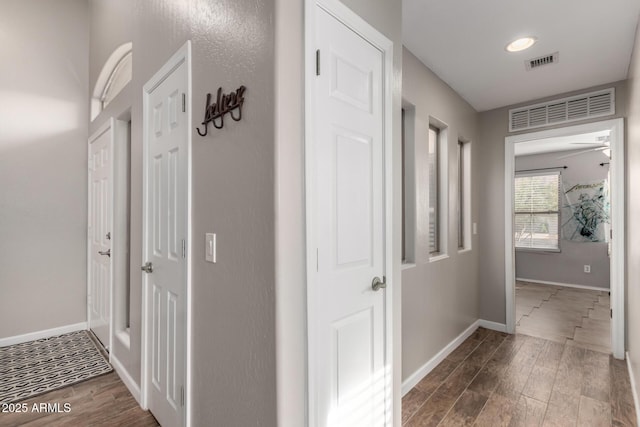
[111,353,142,406]
[429,254,450,263]
[0,322,87,347]
[141,41,192,425]
[92,42,133,121]
[305,1,394,425]
[516,277,609,292]
[401,320,480,396]
[478,320,508,333]
[626,352,640,427]
[505,118,625,358]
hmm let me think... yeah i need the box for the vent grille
[525,52,559,71]
[509,88,615,132]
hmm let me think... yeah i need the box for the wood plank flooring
[402,328,637,426]
[0,372,158,427]
[516,281,611,353]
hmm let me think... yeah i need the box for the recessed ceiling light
[505,37,537,53]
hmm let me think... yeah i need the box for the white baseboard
[516,277,609,292]
[0,322,88,347]
[401,320,480,396]
[478,319,507,333]
[111,353,142,407]
[626,352,640,427]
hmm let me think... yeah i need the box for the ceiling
[514,130,610,156]
[402,0,640,112]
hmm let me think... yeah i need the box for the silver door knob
[372,276,386,291]
[98,249,111,257]
[141,262,154,273]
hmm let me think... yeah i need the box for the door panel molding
[141,40,192,427]
[305,1,395,425]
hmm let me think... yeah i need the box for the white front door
[88,124,113,350]
[143,52,189,427]
[309,6,388,426]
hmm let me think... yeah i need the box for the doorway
[504,119,625,358]
[304,1,394,425]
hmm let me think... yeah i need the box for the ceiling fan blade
[556,146,607,159]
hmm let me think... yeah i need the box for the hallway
[402,328,636,426]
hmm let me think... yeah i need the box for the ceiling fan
[556,135,610,159]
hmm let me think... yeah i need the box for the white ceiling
[514,130,610,156]
[403,0,640,112]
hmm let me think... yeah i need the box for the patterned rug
[0,330,113,403]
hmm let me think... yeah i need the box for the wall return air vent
[509,88,615,132]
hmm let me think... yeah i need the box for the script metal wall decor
[196,85,246,136]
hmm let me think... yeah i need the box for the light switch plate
[205,233,216,263]
[473,222,478,235]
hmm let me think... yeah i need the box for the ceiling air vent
[525,52,559,71]
[509,88,615,132]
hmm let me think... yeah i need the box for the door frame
[504,118,625,359]
[87,118,115,357]
[140,40,193,426]
[304,1,395,424]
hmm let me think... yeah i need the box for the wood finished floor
[0,372,158,427]
[516,281,611,353]
[402,327,636,426]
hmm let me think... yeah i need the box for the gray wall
[515,150,611,289]
[402,48,480,380]
[625,16,640,401]
[0,0,89,338]
[478,80,627,324]
[89,0,277,425]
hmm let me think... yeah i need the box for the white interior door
[88,124,113,350]
[310,7,387,427]
[143,55,188,427]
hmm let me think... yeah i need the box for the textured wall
[89,0,277,425]
[625,14,640,403]
[477,80,627,323]
[515,149,611,289]
[0,0,89,338]
[401,48,480,380]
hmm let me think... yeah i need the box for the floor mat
[0,330,113,404]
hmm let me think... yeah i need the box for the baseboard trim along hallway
[401,319,507,396]
[516,277,609,292]
[626,351,640,426]
[0,322,88,347]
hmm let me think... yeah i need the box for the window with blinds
[514,172,560,251]
[428,125,440,254]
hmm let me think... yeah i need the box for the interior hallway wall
[624,13,640,399]
[0,0,89,338]
[515,149,611,289]
[477,80,627,324]
[89,0,277,425]
[401,48,480,381]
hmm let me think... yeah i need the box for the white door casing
[142,43,191,427]
[88,120,114,352]
[306,3,394,426]
[504,118,625,359]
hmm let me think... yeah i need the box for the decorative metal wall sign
[196,85,246,136]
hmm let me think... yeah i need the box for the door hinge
[316,49,320,76]
[182,239,186,259]
[182,93,186,112]
[181,386,185,407]
[610,229,613,240]
[316,248,319,272]
[610,308,613,319]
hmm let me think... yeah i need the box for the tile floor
[516,281,611,353]
[402,328,636,426]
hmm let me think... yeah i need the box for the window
[514,172,560,250]
[428,125,441,255]
[91,42,133,121]
[457,140,471,250]
[401,105,416,264]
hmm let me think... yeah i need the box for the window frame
[514,171,562,252]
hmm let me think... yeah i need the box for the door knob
[372,276,386,291]
[141,262,154,274]
[98,249,111,257]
